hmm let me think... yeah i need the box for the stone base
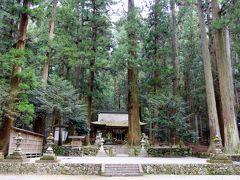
[35,159,60,163]
[5,151,29,162]
[36,153,59,163]
[207,153,233,164]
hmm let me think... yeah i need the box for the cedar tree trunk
[0,0,30,154]
[170,0,180,97]
[127,0,141,146]
[42,0,57,84]
[212,0,240,153]
[197,0,222,152]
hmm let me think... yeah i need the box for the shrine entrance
[91,111,146,145]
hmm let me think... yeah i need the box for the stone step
[101,164,143,177]
[103,173,141,177]
[116,154,129,157]
[104,167,139,170]
[105,167,139,169]
[105,165,139,167]
[104,169,140,171]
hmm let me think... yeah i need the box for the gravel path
[29,156,209,164]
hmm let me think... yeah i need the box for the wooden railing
[8,127,44,158]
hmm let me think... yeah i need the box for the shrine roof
[91,112,146,127]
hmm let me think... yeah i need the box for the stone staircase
[101,164,143,177]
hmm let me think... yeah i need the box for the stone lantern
[36,133,59,163]
[214,136,223,154]
[207,136,232,164]
[6,133,28,161]
[96,138,107,157]
[139,138,147,157]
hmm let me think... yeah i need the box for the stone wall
[0,162,100,175]
[142,164,240,175]
[49,145,98,156]
[0,162,240,175]
[147,147,192,157]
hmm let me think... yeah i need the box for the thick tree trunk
[86,0,97,145]
[169,0,180,145]
[127,0,141,146]
[225,28,236,111]
[170,0,180,97]
[197,0,222,152]
[212,0,240,153]
[0,0,30,154]
[151,0,160,145]
[205,1,225,145]
[42,0,57,84]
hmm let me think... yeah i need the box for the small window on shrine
[113,129,125,141]
[115,133,124,141]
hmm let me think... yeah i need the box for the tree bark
[212,0,240,153]
[0,0,30,154]
[197,0,222,152]
[151,0,161,145]
[42,0,57,84]
[86,0,97,145]
[205,0,225,146]
[170,0,180,97]
[127,0,141,146]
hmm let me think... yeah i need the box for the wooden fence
[8,127,44,158]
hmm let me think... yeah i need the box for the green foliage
[0,80,9,125]
[0,0,18,53]
[145,94,197,142]
[17,68,38,127]
[147,147,192,157]
[31,75,87,134]
[1,0,239,147]
[1,49,34,73]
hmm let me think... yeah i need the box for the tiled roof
[91,112,146,127]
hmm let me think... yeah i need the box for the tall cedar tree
[127,0,141,146]
[86,0,97,144]
[197,0,222,152]
[170,0,180,97]
[212,0,240,153]
[0,0,30,154]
